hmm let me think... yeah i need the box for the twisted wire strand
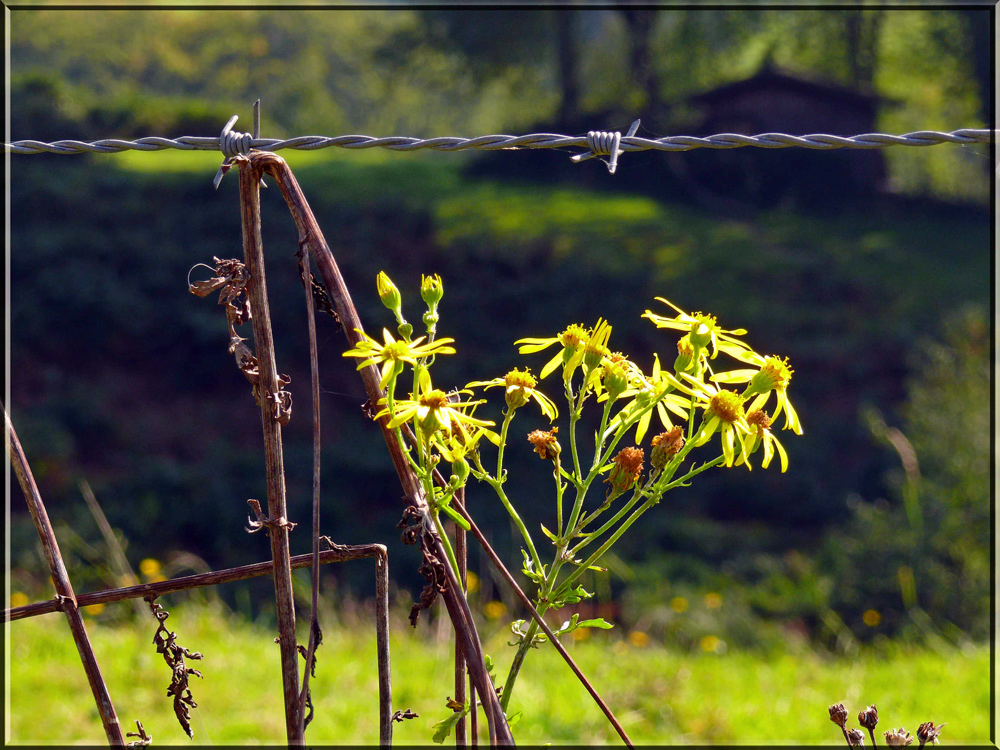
[5,128,993,156]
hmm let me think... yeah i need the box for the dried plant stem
[374,546,393,745]
[236,157,301,744]
[250,150,512,744]
[5,547,385,621]
[79,480,146,618]
[4,408,126,746]
[454,490,468,746]
[452,501,634,749]
[296,249,323,739]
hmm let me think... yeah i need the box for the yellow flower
[863,609,882,627]
[683,376,752,468]
[378,378,494,441]
[670,596,688,613]
[343,328,456,389]
[467,368,558,422]
[605,355,690,444]
[643,297,751,360]
[139,558,161,578]
[739,409,789,472]
[515,322,589,381]
[483,600,507,620]
[714,352,802,435]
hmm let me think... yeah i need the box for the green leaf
[576,617,614,629]
[439,502,471,531]
[540,523,559,543]
[431,704,470,744]
[507,710,523,728]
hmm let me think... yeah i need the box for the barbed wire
[7,128,992,157]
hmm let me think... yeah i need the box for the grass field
[6,602,991,745]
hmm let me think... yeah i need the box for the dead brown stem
[454,491,468,746]
[236,156,301,743]
[295,248,323,739]
[6,546,384,615]
[249,150,512,744]
[4,408,126,746]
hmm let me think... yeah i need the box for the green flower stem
[423,472,463,582]
[656,454,725,493]
[570,490,645,555]
[566,380,584,481]
[591,397,616,470]
[496,409,514,481]
[554,454,565,538]
[500,595,551,713]
[486,477,542,574]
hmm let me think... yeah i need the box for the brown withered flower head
[847,728,866,747]
[650,427,685,469]
[527,428,561,461]
[829,703,849,729]
[859,704,878,731]
[605,447,644,493]
[916,721,943,746]
[883,727,913,747]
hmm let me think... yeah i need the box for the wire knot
[570,119,640,174]
[213,100,266,190]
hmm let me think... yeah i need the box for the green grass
[7,603,991,745]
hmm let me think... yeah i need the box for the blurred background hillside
[7,5,991,667]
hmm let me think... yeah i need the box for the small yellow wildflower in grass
[863,609,882,627]
[483,601,507,620]
[465,571,480,594]
[670,596,689,613]
[82,603,105,616]
[9,592,29,608]
[627,630,650,648]
[139,558,161,578]
[571,626,591,641]
[704,592,723,609]
[700,635,723,653]
[343,328,456,389]
[466,367,558,421]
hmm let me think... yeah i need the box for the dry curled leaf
[145,598,203,739]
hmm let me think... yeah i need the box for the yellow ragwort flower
[467,367,558,422]
[343,328,456,389]
[713,352,802,435]
[643,297,751,360]
[378,379,494,441]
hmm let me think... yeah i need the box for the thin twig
[235,157,301,744]
[78,479,147,618]
[451,500,634,748]
[373,546,394,745]
[454,488,468,746]
[4,407,126,745]
[250,150,512,744]
[295,248,323,738]
[5,547,386,621]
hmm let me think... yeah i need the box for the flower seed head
[829,703,849,729]
[527,428,560,461]
[858,705,878,732]
[420,273,444,306]
[651,427,685,469]
[916,722,943,746]
[847,728,866,747]
[376,271,402,312]
[605,447,644,493]
[884,727,913,747]
[708,389,744,424]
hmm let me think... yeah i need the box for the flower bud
[450,456,470,485]
[858,705,878,733]
[504,368,536,411]
[421,273,444,306]
[397,322,413,340]
[689,318,714,349]
[829,704,849,730]
[423,310,439,330]
[376,271,401,312]
[847,728,865,747]
[674,335,701,376]
[604,360,629,401]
